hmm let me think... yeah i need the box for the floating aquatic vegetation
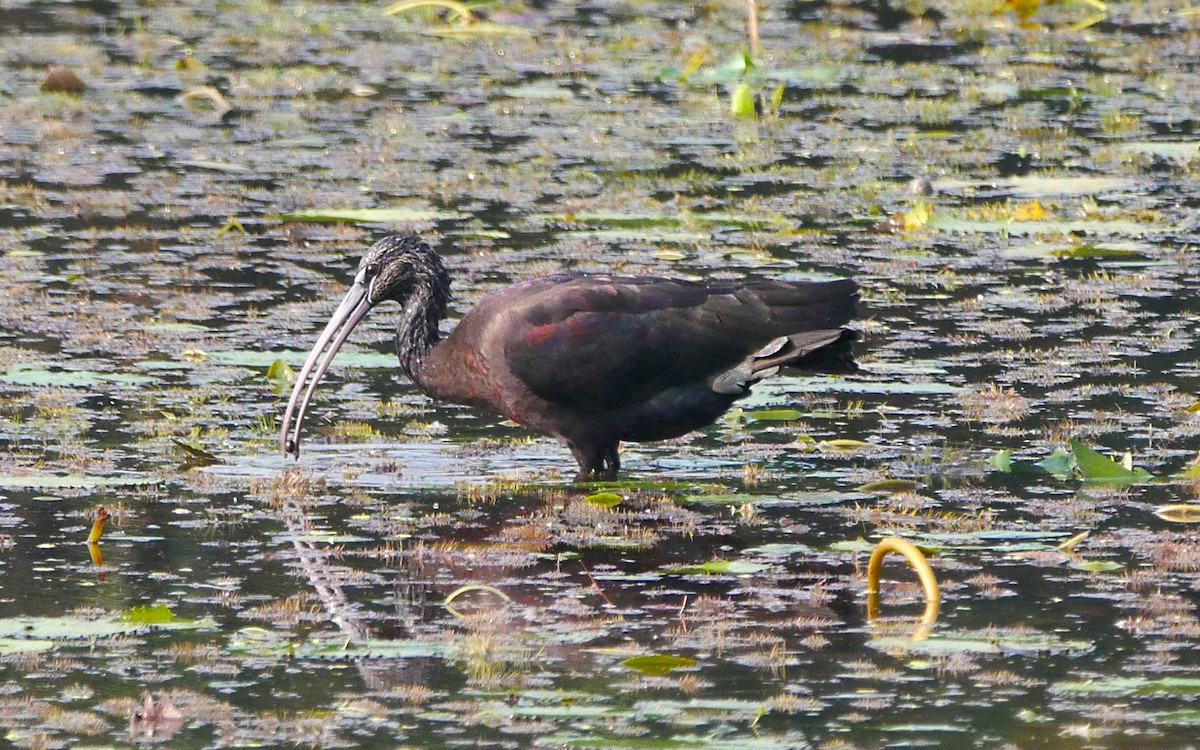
[583,491,622,508]
[622,653,699,676]
[1,0,1199,747]
[1071,439,1152,485]
[1154,504,1200,523]
[989,440,1152,485]
[0,473,156,489]
[279,207,466,224]
[266,357,295,395]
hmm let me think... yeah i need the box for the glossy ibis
[281,234,859,479]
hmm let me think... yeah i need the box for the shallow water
[2,1,1199,747]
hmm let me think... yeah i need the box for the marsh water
[2,1,1200,747]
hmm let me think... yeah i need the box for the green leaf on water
[0,473,157,489]
[987,449,1013,472]
[622,653,698,676]
[0,638,55,654]
[872,628,1091,657]
[502,82,574,100]
[745,408,804,422]
[0,363,153,388]
[1175,452,1200,480]
[171,438,222,466]
[1155,504,1200,523]
[730,82,756,119]
[678,493,763,506]
[911,529,1070,552]
[1055,676,1200,697]
[584,492,622,508]
[1118,141,1200,163]
[820,438,871,451]
[1071,439,1151,484]
[1070,559,1124,572]
[1052,243,1142,259]
[279,207,465,224]
[1035,449,1075,479]
[856,478,921,494]
[828,537,873,553]
[665,559,768,575]
[549,733,787,749]
[425,22,533,38]
[769,83,785,114]
[267,357,296,394]
[557,227,709,244]
[549,210,784,231]
[696,52,755,85]
[209,349,396,369]
[121,605,176,625]
[1147,709,1200,726]
[927,215,1163,237]
[0,615,147,640]
[294,637,448,660]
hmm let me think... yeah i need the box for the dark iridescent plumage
[282,234,859,479]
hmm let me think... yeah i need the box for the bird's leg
[568,440,621,482]
[601,444,620,479]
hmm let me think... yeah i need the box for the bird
[281,234,859,480]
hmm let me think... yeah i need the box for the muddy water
[1,1,1199,747]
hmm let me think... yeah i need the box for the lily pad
[0,638,56,652]
[0,473,157,489]
[171,438,223,466]
[550,210,783,231]
[622,653,698,676]
[857,478,921,494]
[279,207,466,224]
[584,492,622,508]
[928,215,1162,237]
[1154,504,1200,523]
[911,529,1070,551]
[1036,449,1075,479]
[294,638,448,660]
[0,363,152,388]
[0,614,185,640]
[664,559,769,575]
[746,408,804,422]
[1119,141,1200,162]
[987,449,1013,472]
[872,629,1091,656]
[267,357,296,394]
[0,638,56,654]
[1052,243,1144,259]
[209,349,396,369]
[1071,439,1151,484]
[679,492,764,506]
[1054,676,1200,697]
[121,605,177,625]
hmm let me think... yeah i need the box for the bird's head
[280,234,450,458]
[357,234,448,306]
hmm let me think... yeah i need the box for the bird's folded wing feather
[497,276,857,413]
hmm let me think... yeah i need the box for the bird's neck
[395,281,449,392]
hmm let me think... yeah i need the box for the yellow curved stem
[88,541,104,570]
[866,536,940,638]
[444,584,511,618]
[87,506,109,544]
[385,0,474,23]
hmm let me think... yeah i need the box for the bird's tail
[774,328,859,374]
[712,328,858,395]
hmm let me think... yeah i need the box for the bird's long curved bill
[281,271,372,458]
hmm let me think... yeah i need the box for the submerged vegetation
[1,0,1199,747]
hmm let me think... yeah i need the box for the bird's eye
[364,263,379,278]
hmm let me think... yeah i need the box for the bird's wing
[496,275,857,413]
